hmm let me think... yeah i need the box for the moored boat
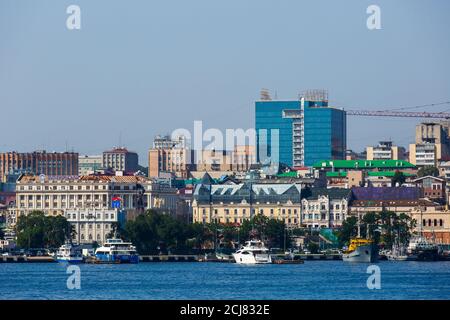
[407,235,439,261]
[56,243,84,264]
[95,238,139,264]
[233,240,272,264]
[342,238,378,263]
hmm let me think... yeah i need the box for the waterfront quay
[1,253,343,263]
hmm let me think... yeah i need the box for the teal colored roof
[326,170,415,178]
[313,160,416,169]
[277,171,298,178]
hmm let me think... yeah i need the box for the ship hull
[57,257,83,264]
[232,253,272,264]
[342,244,378,263]
[414,249,440,261]
[95,253,139,264]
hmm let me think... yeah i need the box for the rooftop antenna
[260,88,272,101]
[119,132,122,148]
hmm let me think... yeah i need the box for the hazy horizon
[1,0,449,166]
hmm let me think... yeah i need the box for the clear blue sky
[1,0,449,165]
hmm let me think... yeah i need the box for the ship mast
[357,212,361,238]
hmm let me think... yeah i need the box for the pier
[0,253,342,263]
[140,255,198,262]
[0,256,56,263]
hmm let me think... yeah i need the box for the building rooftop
[313,160,416,170]
[103,147,137,154]
[351,187,422,201]
[303,188,352,200]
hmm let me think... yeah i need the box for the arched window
[440,219,443,227]
[434,219,437,227]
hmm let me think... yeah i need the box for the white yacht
[56,243,84,263]
[233,240,272,264]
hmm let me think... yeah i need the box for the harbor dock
[0,255,56,263]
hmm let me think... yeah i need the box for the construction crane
[344,101,450,119]
[346,110,450,119]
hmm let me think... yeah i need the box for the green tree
[336,216,358,246]
[123,209,196,254]
[238,214,289,249]
[15,211,73,249]
[307,242,319,254]
[391,171,406,186]
[417,166,439,177]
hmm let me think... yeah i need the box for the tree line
[336,210,416,248]
[12,209,417,252]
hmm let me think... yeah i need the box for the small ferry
[233,240,272,264]
[56,243,84,264]
[95,238,139,264]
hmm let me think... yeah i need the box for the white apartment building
[366,141,405,161]
[301,188,351,228]
[9,174,178,225]
[65,209,118,245]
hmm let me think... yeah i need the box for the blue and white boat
[56,243,84,263]
[95,238,139,264]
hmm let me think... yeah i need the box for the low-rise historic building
[301,188,351,229]
[192,174,302,227]
[9,174,178,225]
[65,209,119,245]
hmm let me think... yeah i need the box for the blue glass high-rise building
[255,90,346,167]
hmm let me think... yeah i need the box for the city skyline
[1,0,450,163]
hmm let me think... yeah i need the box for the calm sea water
[1,261,450,300]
